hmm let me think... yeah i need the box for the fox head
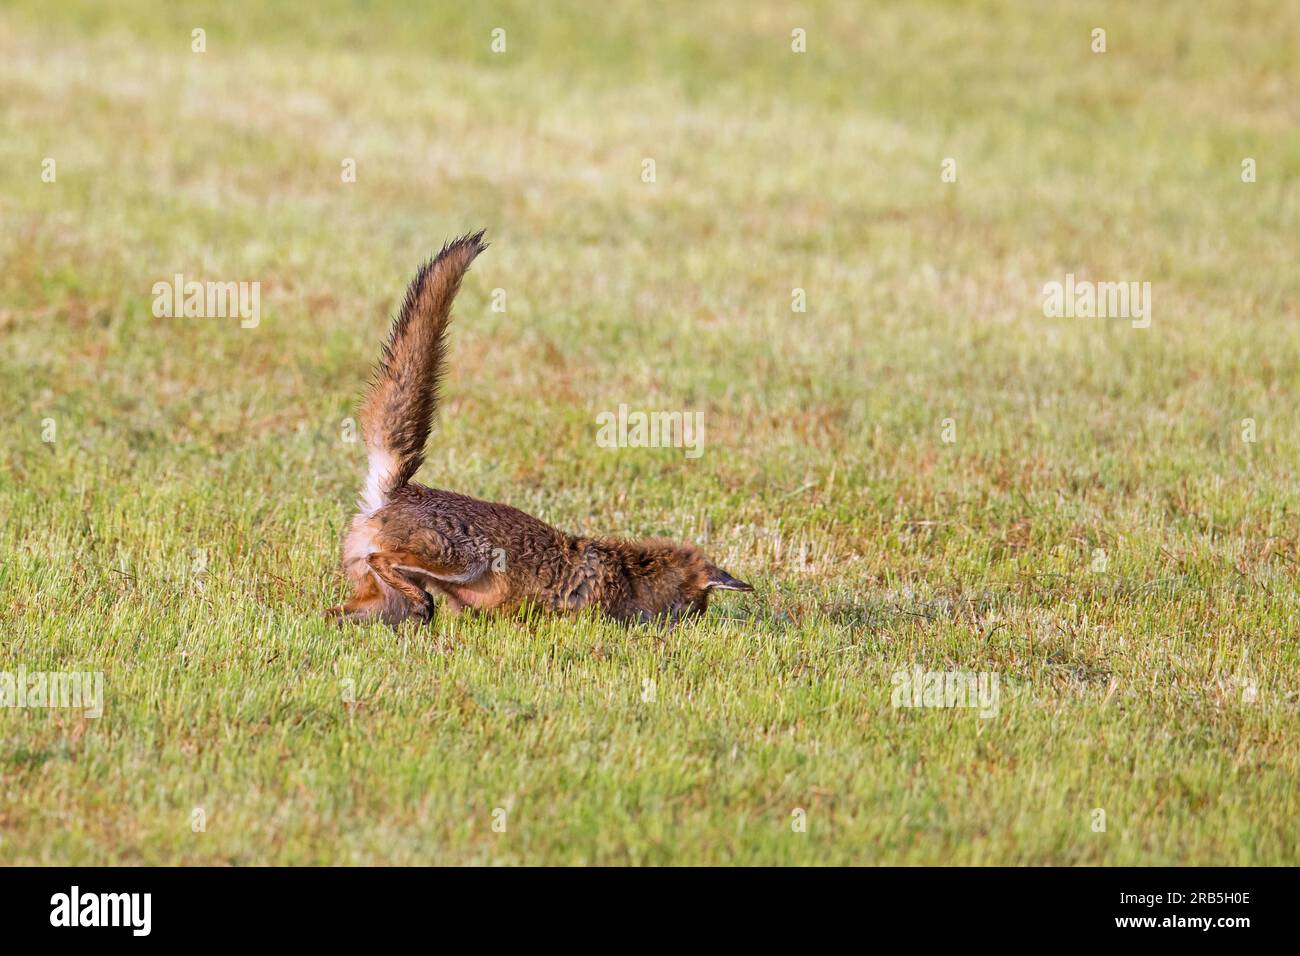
[614,539,753,624]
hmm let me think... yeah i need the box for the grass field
[1,1,1298,865]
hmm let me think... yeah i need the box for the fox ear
[704,566,753,592]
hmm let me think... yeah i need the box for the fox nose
[705,567,753,592]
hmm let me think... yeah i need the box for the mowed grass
[1,0,1298,865]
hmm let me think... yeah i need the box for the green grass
[1,0,1298,865]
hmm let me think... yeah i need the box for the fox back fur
[330,232,752,627]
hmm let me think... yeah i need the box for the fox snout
[705,566,753,592]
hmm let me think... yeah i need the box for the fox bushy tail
[358,231,487,513]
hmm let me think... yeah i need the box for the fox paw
[412,591,436,624]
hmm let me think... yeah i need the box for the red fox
[328,232,752,627]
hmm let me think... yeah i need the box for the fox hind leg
[328,553,433,626]
[331,521,491,625]
[374,529,492,616]
[366,551,438,624]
